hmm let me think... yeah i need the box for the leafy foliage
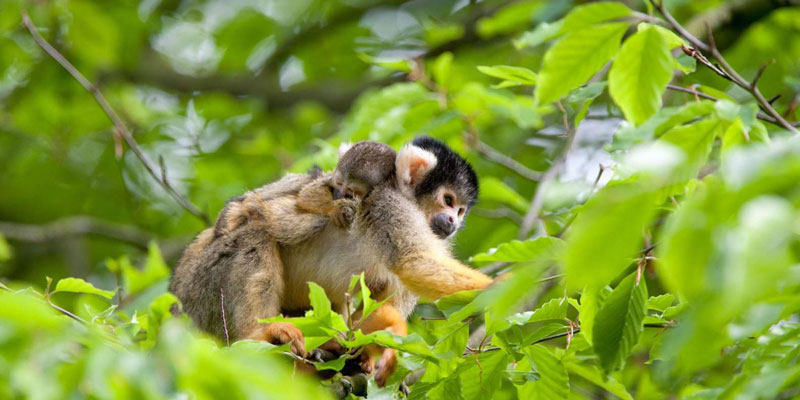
[2,0,800,399]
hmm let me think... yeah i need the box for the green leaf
[506,297,568,325]
[564,181,660,290]
[477,65,537,87]
[592,272,648,372]
[612,100,716,149]
[647,294,675,312]
[560,2,632,33]
[54,278,115,299]
[112,242,170,296]
[564,360,633,400]
[435,290,481,318]
[458,351,508,400]
[523,345,569,400]
[307,282,348,332]
[471,237,566,264]
[578,284,607,345]
[609,24,674,125]
[659,117,722,184]
[314,355,346,371]
[356,53,411,73]
[513,21,564,49]
[535,22,628,105]
[479,177,530,213]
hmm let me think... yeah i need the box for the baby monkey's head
[332,141,397,200]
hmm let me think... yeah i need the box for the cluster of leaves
[3,0,800,399]
[0,245,330,399]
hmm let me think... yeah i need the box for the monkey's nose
[432,213,456,239]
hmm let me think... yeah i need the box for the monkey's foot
[374,348,397,387]
[263,322,306,357]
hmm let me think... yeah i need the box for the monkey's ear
[396,144,437,189]
[338,142,353,159]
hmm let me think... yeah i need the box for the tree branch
[469,322,673,355]
[473,140,543,181]
[21,12,211,225]
[0,216,189,259]
[649,1,798,134]
[666,84,800,127]
[517,103,578,240]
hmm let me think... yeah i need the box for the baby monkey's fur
[171,138,493,385]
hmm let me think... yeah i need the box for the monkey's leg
[225,225,306,356]
[393,252,493,300]
[358,302,408,387]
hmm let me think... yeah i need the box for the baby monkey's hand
[331,197,358,229]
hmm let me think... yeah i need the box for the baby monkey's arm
[295,177,358,229]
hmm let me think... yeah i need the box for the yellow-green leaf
[535,23,628,105]
[609,24,674,125]
[54,277,115,299]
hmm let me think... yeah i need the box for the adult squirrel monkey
[171,137,492,385]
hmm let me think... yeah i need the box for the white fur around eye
[396,145,437,190]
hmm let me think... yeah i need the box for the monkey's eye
[444,195,453,207]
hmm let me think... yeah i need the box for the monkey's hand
[261,322,307,357]
[330,198,358,229]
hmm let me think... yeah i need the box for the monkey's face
[417,186,469,239]
[331,170,369,200]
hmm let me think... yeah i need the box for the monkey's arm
[295,177,357,229]
[362,187,494,300]
[393,253,493,300]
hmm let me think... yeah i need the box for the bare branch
[21,12,211,224]
[666,84,800,128]
[517,104,578,240]
[648,4,798,133]
[473,140,543,181]
[650,0,710,52]
[469,322,673,355]
[0,216,189,259]
[472,207,523,224]
[0,216,151,248]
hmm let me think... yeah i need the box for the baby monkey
[211,141,397,242]
[330,141,398,201]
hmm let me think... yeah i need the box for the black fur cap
[411,136,479,207]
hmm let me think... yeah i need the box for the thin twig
[665,84,800,127]
[220,287,230,346]
[468,322,673,355]
[21,12,211,224]
[480,261,510,275]
[648,2,798,134]
[471,208,523,224]
[473,140,542,181]
[517,103,578,240]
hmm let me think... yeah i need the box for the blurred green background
[2,0,796,288]
[2,0,800,399]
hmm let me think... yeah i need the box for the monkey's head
[332,141,397,200]
[396,136,479,240]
